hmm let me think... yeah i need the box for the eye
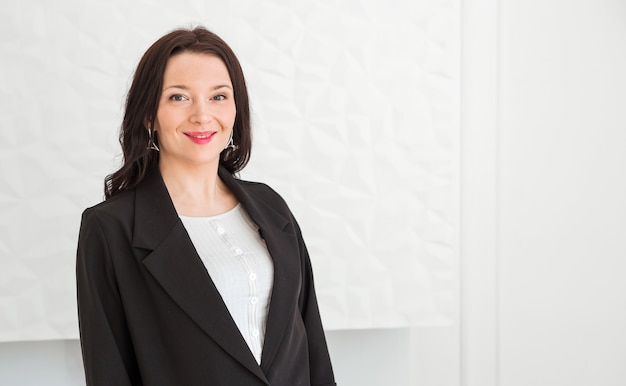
[169,94,187,102]
[213,94,227,101]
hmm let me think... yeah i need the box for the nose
[190,99,214,124]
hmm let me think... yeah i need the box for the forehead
[163,52,232,85]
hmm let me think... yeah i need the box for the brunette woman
[76,26,335,386]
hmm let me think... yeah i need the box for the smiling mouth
[185,131,216,143]
[186,132,215,138]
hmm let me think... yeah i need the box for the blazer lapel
[219,169,301,372]
[132,167,268,384]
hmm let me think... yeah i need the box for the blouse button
[249,273,257,281]
[235,248,243,255]
[251,329,260,337]
[216,227,225,235]
[250,297,258,305]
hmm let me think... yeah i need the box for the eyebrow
[163,84,233,91]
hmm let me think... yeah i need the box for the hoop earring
[147,128,159,152]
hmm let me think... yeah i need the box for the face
[153,52,236,169]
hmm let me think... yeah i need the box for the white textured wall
[0,1,459,385]
[0,0,459,342]
[4,0,623,385]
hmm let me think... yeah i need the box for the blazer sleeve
[76,209,140,386]
[293,216,337,386]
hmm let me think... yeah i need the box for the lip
[184,131,216,145]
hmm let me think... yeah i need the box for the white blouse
[179,204,274,364]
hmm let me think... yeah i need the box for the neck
[159,160,237,217]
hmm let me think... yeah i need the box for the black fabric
[76,166,336,386]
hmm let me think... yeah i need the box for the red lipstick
[185,131,216,145]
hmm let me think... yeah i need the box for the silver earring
[224,131,237,151]
[147,128,159,152]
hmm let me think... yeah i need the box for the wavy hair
[104,27,251,198]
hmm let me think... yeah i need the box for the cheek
[214,105,237,127]
[227,105,237,125]
[154,107,177,130]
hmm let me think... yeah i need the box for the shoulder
[85,188,134,214]
[236,178,284,199]
[232,177,291,211]
[81,189,136,229]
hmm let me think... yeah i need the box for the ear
[144,117,153,130]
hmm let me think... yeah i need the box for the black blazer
[76,166,336,386]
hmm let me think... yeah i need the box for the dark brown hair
[104,27,251,198]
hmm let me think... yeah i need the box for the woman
[76,27,336,386]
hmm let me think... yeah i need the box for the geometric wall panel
[0,0,459,341]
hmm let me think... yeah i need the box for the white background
[0,0,459,341]
[2,0,626,385]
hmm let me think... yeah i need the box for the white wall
[0,340,83,386]
[0,326,462,385]
[0,0,459,342]
[462,0,626,385]
[1,0,625,385]
[1,0,458,384]
[0,330,413,386]
[497,0,626,384]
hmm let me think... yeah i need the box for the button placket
[211,218,262,353]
